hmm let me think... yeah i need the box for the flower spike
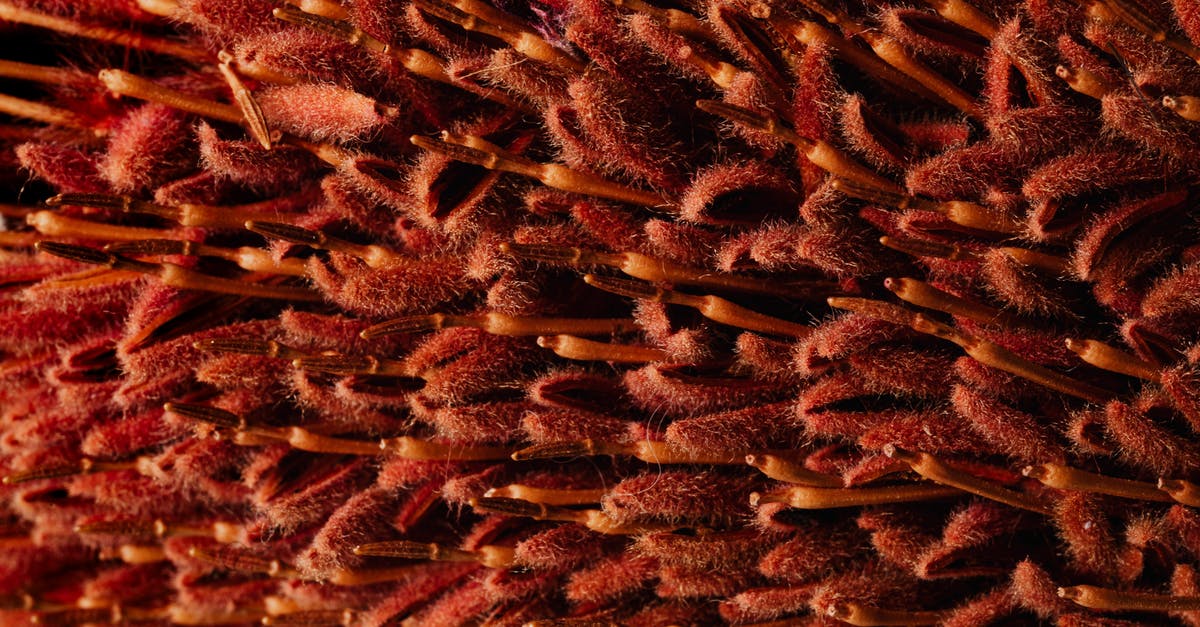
[99,69,242,124]
[922,0,999,39]
[1022,463,1173,502]
[832,178,1023,235]
[194,338,305,359]
[696,100,902,193]
[906,315,1113,404]
[1059,585,1200,612]
[0,92,100,134]
[353,540,515,568]
[744,454,843,488]
[751,483,963,509]
[885,445,1052,514]
[1158,478,1200,507]
[483,484,607,506]
[511,438,744,465]
[470,497,678,535]
[1092,0,1200,65]
[537,335,668,363]
[583,274,812,338]
[825,601,947,626]
[361,312,638,339]
[501,242,827,298]
[36,241,323,301]
[884,277,1020,328]
[412,133,670,207]
[411,0,585,73]
[2,458,135,485]
[1065,338,1160,382]
[246,220,401,268]
[272,6,528,110]
[217,50,273,150]
[0,2,207,60]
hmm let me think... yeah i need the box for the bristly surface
[2,0,1200,624]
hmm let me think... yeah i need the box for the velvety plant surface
[1,0,1200,624]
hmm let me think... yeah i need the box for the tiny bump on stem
[285,0,349,20]
[118,545,167,564]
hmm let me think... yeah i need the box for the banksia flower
[4,0,1200,624]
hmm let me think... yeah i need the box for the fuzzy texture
[2,0,1200,625]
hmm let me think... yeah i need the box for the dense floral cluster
[2,0,1200,624]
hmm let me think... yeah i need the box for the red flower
[2,0,1200,624]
